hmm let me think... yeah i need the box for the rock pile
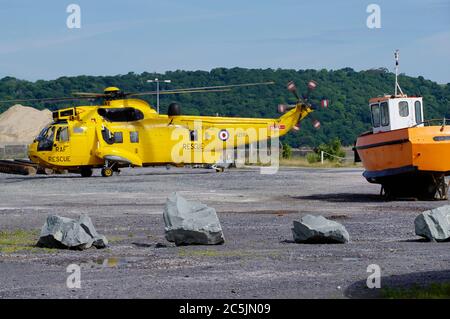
[163,193,225,246]
[37,215,108,250]
[292,214,349,244]
[415,205,450,242]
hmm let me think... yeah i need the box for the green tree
[317,138,346,162]
[281,143,292,159]
[0,68,448,147]
[307,138,345,163]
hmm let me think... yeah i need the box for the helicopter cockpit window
[37,126,56,151]
[97,108,144,122]
[56,127,69,142]
[36,125,50,142]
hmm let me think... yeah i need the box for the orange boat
[354,51,450,200]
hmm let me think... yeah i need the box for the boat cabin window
[371,104,380,127]
[399,101,409,117]
[56,126,69,142]
[415,101,422,124]
[380,102,389,126]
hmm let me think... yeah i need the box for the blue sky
[0,0,449,83]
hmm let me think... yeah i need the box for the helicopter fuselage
[28,98,311,176]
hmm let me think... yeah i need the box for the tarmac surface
[0,166,449,299]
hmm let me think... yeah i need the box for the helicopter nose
[27,142,39,160]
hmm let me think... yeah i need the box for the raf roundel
[218,129,230,141]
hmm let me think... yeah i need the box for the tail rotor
[279,80,328,131]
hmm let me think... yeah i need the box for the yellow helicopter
[0,81,321,177]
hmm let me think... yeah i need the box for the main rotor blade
[0,81,273,104]
[0,89,230,104]
[128,81,274,97]
[129,88,231,96]
[155,88,231,95]
[167,81,275,91]
[0,96,97,104]
[72,92,108,97]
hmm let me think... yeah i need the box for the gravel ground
[0,166,449,299]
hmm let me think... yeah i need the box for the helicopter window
[45,126,56,140]
[55,128,61,141]
[101,127,115,145]
[415,101,422,124]
[130,131,139,143]
[55,127,68,142]
[399,101,409,117]
[36,125,50,142]
[56,127,69,142]
[113,132,123,143]
[97,108,144,122]
[380,102,389,126]
[371,104,380,127]
[59,109,75,117]
[190,130,198,141]
[37,126,56,151]
[73,127,85,134]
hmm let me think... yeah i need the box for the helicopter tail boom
[276,103,312,135]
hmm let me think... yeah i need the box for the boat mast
[394,49,404,97]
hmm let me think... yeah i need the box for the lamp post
[147,78,171,114]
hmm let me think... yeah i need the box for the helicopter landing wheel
[80,167,93,177]
[211,164,225,173]
[112,166,121,175]
[101,167,113,177]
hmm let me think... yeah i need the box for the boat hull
[355,126,450,199]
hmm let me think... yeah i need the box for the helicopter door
[52,125,72,163]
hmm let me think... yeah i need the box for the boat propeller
[278,80,329,131]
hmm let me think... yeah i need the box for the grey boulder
[163,192,225,246]
[415,205,450,242]
[292,214,349,244]
[37,215,108,250]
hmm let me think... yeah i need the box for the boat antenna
[394,49,404,97]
